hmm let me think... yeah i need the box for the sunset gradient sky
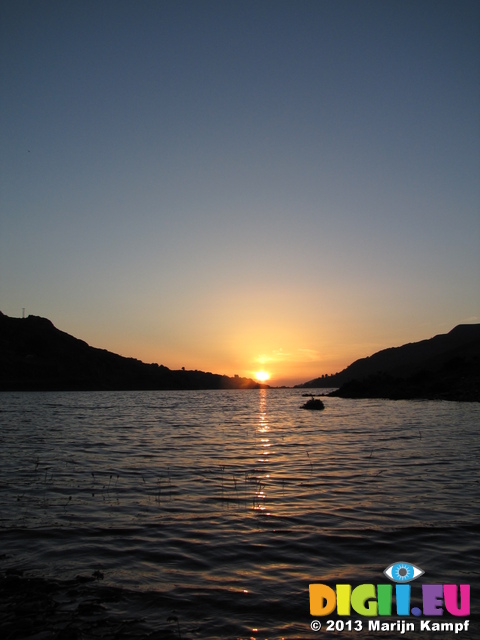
[1,0,479,386]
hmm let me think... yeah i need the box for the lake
[0,389,479,638]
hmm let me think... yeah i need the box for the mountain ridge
[0,312,267,391]
[297,324,480,401]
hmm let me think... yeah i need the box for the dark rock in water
[301,397,325,410]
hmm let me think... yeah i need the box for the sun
[255,370,270,382]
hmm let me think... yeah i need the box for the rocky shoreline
[327,369,480,402]
[0,569,182,640]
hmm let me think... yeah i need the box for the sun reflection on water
[253,389,270,511]
[1,391,479,639]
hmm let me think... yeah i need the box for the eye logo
[384,562,424,583]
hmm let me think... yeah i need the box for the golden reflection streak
[253,389,270,511]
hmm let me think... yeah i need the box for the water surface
[1,390,478,638]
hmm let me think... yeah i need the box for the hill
[0,312,266,391]
[297,324,480,401]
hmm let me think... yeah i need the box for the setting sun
[254,371,270,382]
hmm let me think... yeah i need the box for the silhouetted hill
[0,312,266,391]
[297,325,480,401]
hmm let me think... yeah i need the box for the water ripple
[1,389,479,638]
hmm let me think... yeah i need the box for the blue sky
[1,0,479,385]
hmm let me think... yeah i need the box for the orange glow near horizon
[75,317,417,387]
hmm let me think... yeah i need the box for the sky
[1,0,479,386]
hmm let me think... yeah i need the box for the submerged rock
[301,397,325,410]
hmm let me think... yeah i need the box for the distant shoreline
[2,312,479,400]
[0,312,268,392]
